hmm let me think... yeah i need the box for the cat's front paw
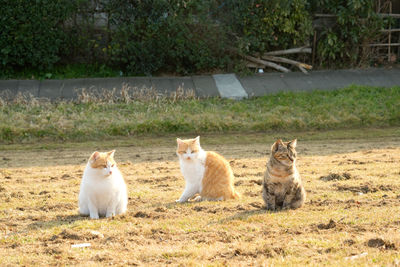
[90,214,99,219]
[176,199,185,203]
[105,212,115,218]
[266,204,276,211]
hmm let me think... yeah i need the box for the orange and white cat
[176,136,240,202]
[78,150,128,219]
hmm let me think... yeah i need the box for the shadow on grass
[27,214,88,230]
[220,208,266,222]
[215,207,292,224]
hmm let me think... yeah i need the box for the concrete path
[0,68,399,100]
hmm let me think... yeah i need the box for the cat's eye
[111,164,115,167]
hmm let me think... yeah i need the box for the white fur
[176,137,207,203]
[78,161,128,219]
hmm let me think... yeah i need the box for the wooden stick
[262,55,312,70]
[298,65,308,74]
[244,55,291,73]
[367,43,400,46]
[315,13,400,18]
[246,62,265,69]
[263,46,311,56]
[381,29,400,33]
[312,30,317,67]
[378,13,400,18]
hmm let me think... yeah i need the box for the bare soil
[1,134,400,266]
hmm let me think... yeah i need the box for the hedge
[0,0,388,76]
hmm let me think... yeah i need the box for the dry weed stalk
[74,83,197,104]
[0,84,197,106]
[0,90,40,107]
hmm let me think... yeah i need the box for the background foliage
[220,0,313,54]
[0,0,75,73]
[0,0,389,77]
[309,0,386,67]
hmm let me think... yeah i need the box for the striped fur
[262,139,306,210]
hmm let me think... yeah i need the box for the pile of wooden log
[243,46,313,74]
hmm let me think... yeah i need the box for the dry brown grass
[1,132,400,266]
[75,84,197,104]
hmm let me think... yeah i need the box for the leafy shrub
[105,0,229,75]
[0,0,78,72]
[0,0,390,77]
[309,0,386,67]
[220,0,313,54]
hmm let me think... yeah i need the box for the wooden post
[388,1,392,62]
[312,30,317,67]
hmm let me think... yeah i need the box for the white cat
[78,150,128,219]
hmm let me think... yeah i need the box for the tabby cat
[262,139,306,210]
[176,136,240,202]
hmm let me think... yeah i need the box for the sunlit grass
[1,133,400,265]
[0,85,399,143]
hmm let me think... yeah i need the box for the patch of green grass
[0,85,399,143]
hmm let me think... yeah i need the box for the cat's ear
[288,139,297,148]
[177,138,184,146]
[90,151,100,162]
[194,136,200,145]
[107,150,115,158]
[271,139,283,152]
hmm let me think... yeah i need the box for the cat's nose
[109,171,112,175]
[187,157,191,160]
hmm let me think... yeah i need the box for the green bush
[220,0,313,54]
[0,0,77,72]
[105,0,229,75]
[0,0,390,77]
[309,0,386,67]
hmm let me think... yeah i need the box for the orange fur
[176,138,199,155]
[90,150,116,169]
[201,151,240,200]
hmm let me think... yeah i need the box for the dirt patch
[92,253,113,262]
[154,207,167,212]
[317,219,336,230]
[343,239,355,246]
[61,174,74,180]
[234,180,244,186]
[133,211,152,218]
[40,203,75,211]
[366,238,396,250]
[0,184,6,192]
[49,229,104,242]
[244,191,259,197]
[10,191,24,198]
[193,206,220,214]
[250,179,263,185]
[319,172,352,181]
[53,229,83,241]
[339,159,370,165]
[335,183,396,194]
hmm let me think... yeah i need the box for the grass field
[1,85,399,143]
[1,128,400,266]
